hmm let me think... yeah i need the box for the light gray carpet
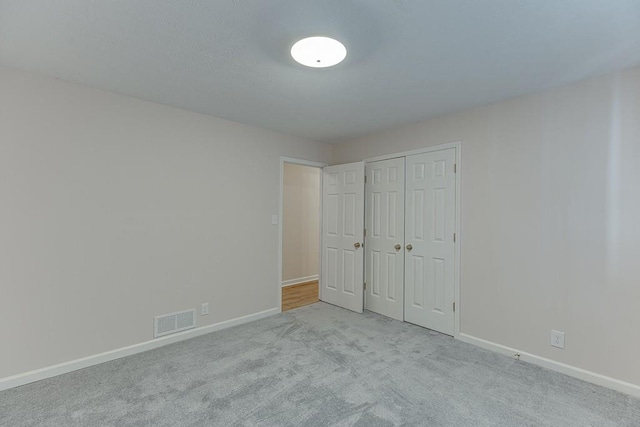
[1,302,639,426]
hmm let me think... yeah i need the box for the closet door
[321,162,365,313]
[404,149,456,335]
[364,158,405,320]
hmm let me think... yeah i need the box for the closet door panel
[364,158,405,320]
[404,149,456,335]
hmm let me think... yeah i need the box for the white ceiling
[2,1,640,143]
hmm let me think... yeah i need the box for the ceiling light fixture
[291,36,347,68]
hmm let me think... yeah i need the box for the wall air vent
[154,309,196,338]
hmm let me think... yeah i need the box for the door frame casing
[364,141,462,338]
[278,157,327,313]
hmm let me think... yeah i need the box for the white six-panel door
[365,158,405,320]
[321,162,365,313]
[404,149,456,335]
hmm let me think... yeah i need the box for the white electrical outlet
[201,303,209,316]
[271,214,278,225]
[551,330,565,349]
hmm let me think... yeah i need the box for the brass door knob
[394,244,401,251]
[354,242,361,249]
[406,244,413,251]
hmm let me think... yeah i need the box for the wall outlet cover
[201,303,209,316]
[551,330,565,349]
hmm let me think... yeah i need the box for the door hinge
[363,282,367,290]
[453,302,456,312]
[453,233,456,243]
[454,163,457,173]
[364,175,367,183]
[364,228,367,237]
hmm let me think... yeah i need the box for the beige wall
[0,67,332,379]
[333,66,640,387]
[282,163,320,283]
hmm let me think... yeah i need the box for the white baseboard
[281,275,319,288]
[458,333,640,398]
[0,307,279,392]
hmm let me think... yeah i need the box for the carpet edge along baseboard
[0,307,279,391]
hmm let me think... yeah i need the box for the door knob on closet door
[354,242,361,249]
[406,244,413,252]
[394,244,401,251]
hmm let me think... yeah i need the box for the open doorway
[279,160,323,311]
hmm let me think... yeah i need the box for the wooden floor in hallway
[282,280,319,311]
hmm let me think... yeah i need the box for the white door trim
[364,142,462,338]
[278,157,326,313]
[363,141,461,163]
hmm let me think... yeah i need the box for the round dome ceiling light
[291,36,347,68]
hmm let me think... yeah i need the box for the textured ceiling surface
[1,0,640,143]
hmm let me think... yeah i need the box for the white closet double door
[365,149,456,335]
[319,149,456,336]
